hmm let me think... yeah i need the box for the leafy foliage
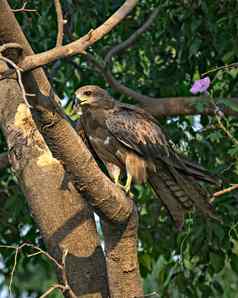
[1,0,238,297]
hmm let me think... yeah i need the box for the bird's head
[74,85,113,112]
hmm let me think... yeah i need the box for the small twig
[202,62,238,77]
[17,0,138,72]
[105,7,159,65]
[12,2,37,13]
[0,43,23,54]
[0,243,63,270]
[38,248,77,298]
[0,56,32,108]
[62,248,69,267]
[209,99,238,146]
[9,246,20,292]
[0,244,77,297]
[212,184,238,199]
[54,0,64,47]
[39,284,67,298]
[136,292,160,298]
[215,113,238,146]
[61,249,78,298]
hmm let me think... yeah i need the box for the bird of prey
[73,85,219,228]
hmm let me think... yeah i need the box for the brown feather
[74,85,221,228]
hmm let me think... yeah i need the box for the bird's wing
[106,104,219,185]
[106,105,170,160]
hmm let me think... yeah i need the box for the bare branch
[211,184,238,202]
[202,62,238,77]
[105,7,159,65]
[18,0,138,72]
[54,0,64,47]
[85,6,238,118]
[215,112,238,145]
[0,243,63,293]
[86,53,238,117]
[0,43,109,295]
[11,2,37,13]
[0,56,32,107]
[0,42,22,54]
[39,284,67,298]
[0,244,77,298]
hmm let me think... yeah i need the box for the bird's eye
[84,91,92,96]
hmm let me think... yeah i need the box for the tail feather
[179,157,219,185]
[148,173,186,229]
[158,147,220,186]
[148,160,219,228]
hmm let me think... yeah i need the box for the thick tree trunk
[0,1,144,297]
[0,1,109,296]
[0,59,109,297]
[102,207,143,298]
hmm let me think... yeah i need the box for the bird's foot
[115,182,134,198]
[114,173,134,197]
[124,174,134,198]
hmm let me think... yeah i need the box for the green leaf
[207,131,223,143]
[228,146,238,157]
[230,254,238,274]
[210,252,225,273]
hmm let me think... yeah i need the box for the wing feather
[106,106,170,159]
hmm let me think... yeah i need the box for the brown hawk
[73,85,219,228]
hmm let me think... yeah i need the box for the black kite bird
[74,85,219,228]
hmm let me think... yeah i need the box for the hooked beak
[72,95,88,114]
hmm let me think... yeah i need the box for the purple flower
[190,76,211,94]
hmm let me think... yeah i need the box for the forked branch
[11,1,37,13]
[105,7,159,65]
[85,7,238,118]
[15,0,138,72]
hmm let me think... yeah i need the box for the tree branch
[105,7,159,65]
[54,0,64,47]
[84,7,238,119]
[0,3,144,296]
[37,108,133,223]
[0,56,108,297]
[86,53,238,117]
[102,206,143,298]
[13,0,138,72]
[0,2,109,296]
[11,2,37,13]
[74,121,143,297]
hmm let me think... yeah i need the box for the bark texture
[0,60,108,297]
[102,207,143,298]
[37,110,133,223]
[0,1,144,297]
[0,1,109,297]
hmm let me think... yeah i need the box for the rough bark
[0,1,135,223]
[102,207,143,298]
[37,110,133,223]
[0,2,144,297]
[0,62,108,297]
[75,121,144,298]
[0,1,109,297]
